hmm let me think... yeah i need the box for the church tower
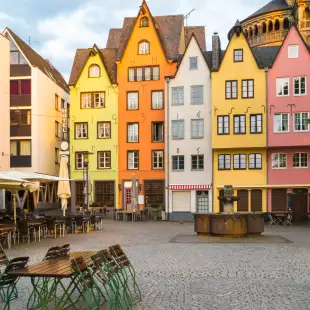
[296,0,310,44]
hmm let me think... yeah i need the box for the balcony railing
[10,125,31,137]
[10,64,31,77]
[10,95,31,107]
[248,30,288,47]
[10,156,31,168]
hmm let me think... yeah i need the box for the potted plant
[161,204,166,221]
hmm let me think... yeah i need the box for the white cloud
[0,12,16,22]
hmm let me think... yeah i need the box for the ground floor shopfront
[167,185,212,221]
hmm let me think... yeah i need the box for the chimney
[212,32,221,71]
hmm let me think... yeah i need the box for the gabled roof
[185,26,206,51]
[4,28,69,93]
[68,46,117,86]
[106,28,122,49]
[242,0,292,23]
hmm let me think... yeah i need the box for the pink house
[268,25,310,220]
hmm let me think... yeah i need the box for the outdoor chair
[46,218,62,238]
[75,217,87,233]
[17,219,36,244]
[0,245,9,270]
[283,213,293,226]
[268,213,278,227]
[71,256,102,309]
[0,256,29,310]
[43,246,61,261]
[65,217,75,234]
[109,245,141,304]
[59,244,70,257]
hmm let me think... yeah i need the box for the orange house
[110,1,184,209]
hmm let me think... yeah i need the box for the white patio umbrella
[57,155,71,216]
[131,174,138,211]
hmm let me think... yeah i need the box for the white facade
[166,36,212,221]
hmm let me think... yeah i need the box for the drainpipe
[265,67,269,212]
[165,77,170,221]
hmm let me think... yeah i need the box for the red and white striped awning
[169,184,211,190]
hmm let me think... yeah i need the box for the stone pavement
[6,220,310,309]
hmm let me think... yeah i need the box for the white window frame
[138,41,150,54]
[272,153,287,169]
[76,152,85,170]
[128,68,135,81]
[153,66,160,80]
[250,114,262,134]
[189,57,198,70]
[89,65,100,77]
[249,154,262,170]
[226,80,238,99]
[94,93,105,108]
[233,154,247,170]
[145,67,151,81]
[127,123,139,143]
[127,92,139,110]
[293,152,308,168]
[75,123,88,139]
[234,115,246,134]
[172,120,184,140]
[288,44,299,59]
[81,93,92,108]
[98,151,111,169]
[191,85,203,105]
[171,87,184,106]
[98,122,111,139]
[217,116,229,135]
[242,80,254,98]
[294,112,310,132]
[234,49,243,62]
[293,76,307,96]
[274,113,289,133]
[218,155,231,170]
[137,68,143,81]
[276,77,290,97]
[152,151,164,170]
[128,151,139,170]
[191,119,204,139]
[152,91,163,109]
[152,122,164,142]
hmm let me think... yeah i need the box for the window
[294,77,306,96]
[137,68,143,81]
[98,151,111,169]
[55,94,59,111]
[97,122,111,139]
[128,151,139,170]
[10,110,31,125]
[226,80,238,99]
[234,115,246,134]
[145,67,151,80]
[55,121,60,138]
[10,81,19,95]
[94,93,105,108]
[272,153,287,169]
[191,155,204,171]
[274,113,289,132]
[242,80,254,98]
[75,152,85,169]
[218,155,231,170]
[217,116,229,135]
[172,155,184,171]
[234,49,243,62]
[61,99,65,109]
[55,148,60,164]
[153,66,160,80]
[276,78,289,96]
[10,141,17,156]
[127,123,139,142]
[249,154,262,169]
[89,64,100,77]
[127,92,139,110]
[250,114,262,133]
[10,51,27,65]
[191,86,203,105]
[21,80,31,95]
[189,57,198,69]
[293,153,308,168]
[288,45,299,58]
[10,140,31,156]
[294,112,310,132]
[138,41,150,54]
[152,122,164,142]
[75,123,88,139]
[152,91,163,109]
[128,68,135,82]
[233,154,247,170]
[191,119,204,139]
[140,17,149,27]
[171,87,184,105]
[152,151,164,169]
[81,93,92,108]
[172,120,184,139]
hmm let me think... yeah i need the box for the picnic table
[9,251,96,310]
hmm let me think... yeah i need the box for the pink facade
[268,26,310,216]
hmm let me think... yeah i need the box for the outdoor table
[28,222,44,242]
[8,251,97,310]
[55,220,66,237]
[116,210,142,222]
[272,212,292,225]
[0,225,15,249]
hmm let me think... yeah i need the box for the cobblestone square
[6,221,310,309]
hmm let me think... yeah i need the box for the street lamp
[83,152,93,211]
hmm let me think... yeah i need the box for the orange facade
[117,2,177,209]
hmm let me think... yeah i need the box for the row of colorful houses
[68,1,310,221]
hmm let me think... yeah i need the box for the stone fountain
[194,185,264,237]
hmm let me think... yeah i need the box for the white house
[0,28,69,211]
[166,34,212,221]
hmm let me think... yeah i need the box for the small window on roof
[140,17,149,28]
[89,64,100,77]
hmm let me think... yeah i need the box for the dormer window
[138,40,150,54]
[89,64,100,77]
[140,17,149,27]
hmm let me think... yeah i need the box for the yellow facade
[212,28,267,212]
[70,51,118,207]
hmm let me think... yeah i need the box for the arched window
[283,18,290,30]
[140,17,149,27]
[304,7,310,19]
[268,21,273,32]
[249,27,253,37]
[262,22,267,34]
[275,19,280,31]
[138,40,150,54]
[244,29,248,39]
[254,25,258,36]
[89,64,100,77]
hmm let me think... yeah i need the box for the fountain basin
[194,213,265,237]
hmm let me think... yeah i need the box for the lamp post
[83,152,93,211]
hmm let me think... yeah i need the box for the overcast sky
[0,0,267,81]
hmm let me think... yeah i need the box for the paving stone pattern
[6,221,310,309]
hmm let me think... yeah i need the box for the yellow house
[212,21,272,213]
[68,45,118,209]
